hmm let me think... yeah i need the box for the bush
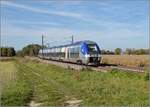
[139,62,145,68]
[115,48,122,55]
[144,71,149,81]
[0,47,16,57]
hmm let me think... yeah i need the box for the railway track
[26,57,145,73]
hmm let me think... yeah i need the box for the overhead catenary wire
[44,35,75,48]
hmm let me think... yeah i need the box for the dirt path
[29,101,42,107]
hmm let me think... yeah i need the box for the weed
[1,73,33,106]
[81,66,93,71]
[144,71,149,81]
[139,62,145,68]
[67,65,74,70]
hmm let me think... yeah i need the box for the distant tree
[101,50,115,55]
[7,47,16,56]
[136,49,147,55]
[16,50,24,57]
[19,44,42,56]
[1,47,7,56]
[115,48,122,55]
[29,49,34,56]
[7,48,12,56]
[126,48,132,55]
[125,48,150,55]
[0,47,16,57]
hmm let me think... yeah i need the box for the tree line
[1,45,149,57]
[17,44,42,56]
[101,48,150,55]
[125,48,150,55]
[0,47,16,57]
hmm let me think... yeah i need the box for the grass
[1,61,33,106]
[0,61,17,88]
[1,58,149,106]
[102,55,150,68]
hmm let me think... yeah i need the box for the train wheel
[77,60,82,65]
[95,62,100,67]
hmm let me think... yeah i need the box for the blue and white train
[38,40,101,66]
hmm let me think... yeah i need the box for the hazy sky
[1,0,149,50]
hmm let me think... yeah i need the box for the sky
[1,0,149,51]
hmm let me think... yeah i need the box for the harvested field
[101,55,149,68]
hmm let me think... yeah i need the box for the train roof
[52,40,96,48]
[43,40,97,50]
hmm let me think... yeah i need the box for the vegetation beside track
[0,58,149,106]
[0,61,32,106]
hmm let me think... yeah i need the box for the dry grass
[0,61,17,88]
[101,55,150,68]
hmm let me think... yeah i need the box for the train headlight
[98,54,101,57]
[85,54,90,57]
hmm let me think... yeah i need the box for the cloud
[1,0,148,50]
[1,1,110,23]
[2,1,141,27]
[1,1,84,19]
[10,20,61,26]
[38,0,83,5]
[2,19,147,49]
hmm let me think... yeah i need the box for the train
[38,40,101,66]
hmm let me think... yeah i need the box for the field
[0,58,149,106]
[102,55,149,68]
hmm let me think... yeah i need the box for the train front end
[81,41,101,66]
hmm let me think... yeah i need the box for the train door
[68,48,70,59]
[65,47,68,59]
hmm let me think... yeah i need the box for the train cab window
[88,45,97,51]
[88,44,100,53]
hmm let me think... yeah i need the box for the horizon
[1,0,149,51]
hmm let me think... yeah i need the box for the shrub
[139,62,145,68]
[144,71,149,81]
[0,47,16,57]
[115,48,122,55]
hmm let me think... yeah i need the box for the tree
[0,47,16,57]
[125,48,150,55]
[101,50,115,55]
[19,44,42,56]
[1,47,7,56]
[29,49,34,56]
[7,48,12,56]
[115,48,122,55]
[7,47,16,56]
[126,48,132,55]
[16,50,24,57]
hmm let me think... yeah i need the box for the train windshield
[87,44,100,53]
